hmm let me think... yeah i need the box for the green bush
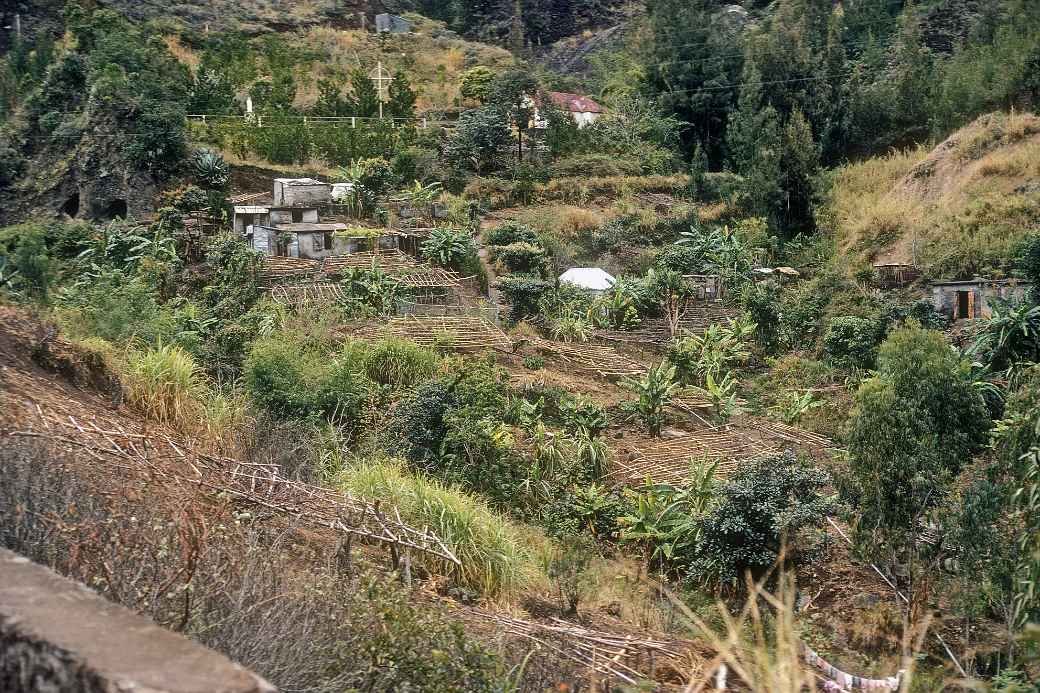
[823,315,881,370]
[495,276,552,321]
[689,452,833,588]
[491,241,545,275]
[485,222,538,247]
[243,335,320,419]
[57,269,169,344]
[243,333,373,427]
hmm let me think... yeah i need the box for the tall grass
[661,572,926,692]
[124,344,247,448]
[124,344,207,430]
[361,338,440,388]
[336,460,546,597]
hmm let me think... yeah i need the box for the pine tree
[725,63,764,174]
[745,106,784,228]
[351,68,381,118]
[779,108,820,234]
[387,72,417,118]
[509,0,525,54]
[314,71,356,117]
[645,0,742,165]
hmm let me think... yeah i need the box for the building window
[312,234,325,252]
[292,209,304,223]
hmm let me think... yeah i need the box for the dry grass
[827,112,1040,276]
[511,204,609,240]
[121,344,249,450]
[336,460,549,598]
[163,35,200,72]
[297,24,513,111]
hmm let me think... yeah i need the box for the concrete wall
[0,550,274,693]
[253,227,299,257]
[273,181,330,207]
[331,235,400,256]
[297,232,335,260]
[931,282,1032,319]
[235,210,271,235]
[270,208,319,225]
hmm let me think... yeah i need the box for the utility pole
[369,61,392,120]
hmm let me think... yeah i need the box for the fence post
[351,117,356,128]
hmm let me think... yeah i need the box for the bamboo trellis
[590,306,741,346]
[320,249,420,277]
[259,256,320,284]
[269,282,345,307]
[365,315,513,351]
[611,431,778,486]
[750,418,839,455]
[394,267,463,290]
[467,609,705,687]
[0,371,459,567]
[528,338,647,379]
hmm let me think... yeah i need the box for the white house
[559,267,616,293]
[531,92,606,129]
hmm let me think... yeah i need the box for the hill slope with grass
[828,111,1040,280]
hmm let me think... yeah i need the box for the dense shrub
[496,276,552,321]
[243,334,373,427]
[823,315,881,370]
[492,241,546,275]
[485,222,539,247]
[57,269,168,344]
[689,452,833,588]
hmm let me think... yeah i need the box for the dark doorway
[103,199,128,220]
[956,290,971,319]
[62,193,80,218]
[291,208,304,223]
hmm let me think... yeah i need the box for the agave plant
[549,315,593,343]
[191,149,230,190]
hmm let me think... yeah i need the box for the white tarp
[559,267,616,292]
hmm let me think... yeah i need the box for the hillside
[829,111,1040,280]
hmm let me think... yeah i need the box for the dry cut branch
[1,402,460,568]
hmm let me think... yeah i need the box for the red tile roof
[547,91,605,114]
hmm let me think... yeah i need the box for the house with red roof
[532,91,606,129]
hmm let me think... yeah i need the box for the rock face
[0,116,159,227]
[0,549,276,693]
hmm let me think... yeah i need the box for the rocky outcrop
[0,549,275,693]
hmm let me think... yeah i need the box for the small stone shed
[272,178,331,207]
[930,278,1033,320]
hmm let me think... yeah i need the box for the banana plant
[621,361,680,437]
[693,370,740,421]
[770,389,824,425]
